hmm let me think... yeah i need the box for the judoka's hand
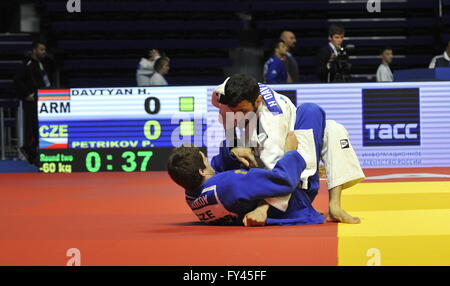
[231,147,258,168]
[284,131,298,152]
[243,204,269,227]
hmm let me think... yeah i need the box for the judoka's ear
[255,95,262,106]
[198,168,207,177]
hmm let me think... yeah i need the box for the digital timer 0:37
[85,151,153,172]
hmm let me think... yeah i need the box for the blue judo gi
[185,103,326,226]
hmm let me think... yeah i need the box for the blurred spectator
[429,41,450,68]
[376,47,394,82]
[263,40,288,84]
[136,49,161,86]
[280,31,299,83]
[149,57,170,86]
[14,40,52,165]
[316,24,348,82]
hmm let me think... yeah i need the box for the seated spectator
[280,31,299,83]
[149,57,170,86]
[376,47,394,82]
[429,41,450,68]
[263,40,288,84]
[136,49,160,86]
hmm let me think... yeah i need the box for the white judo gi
[213,79,365,211]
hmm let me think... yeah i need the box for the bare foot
[326,207,360,224]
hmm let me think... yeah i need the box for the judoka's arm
[239,133,300,226]
[232,128,304,196]
[243,202,270,226]
[231,150,305,203]
[211,141,258,172]
[210,142,240,172]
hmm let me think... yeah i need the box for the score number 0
[85,97,161,172]
[144,97,161,140]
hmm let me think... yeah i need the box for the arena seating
[11,0,449,87]
[0,34,32,98]
[255,0,440,81]
[41,1,245,87]
[0,34,31,158]
[443,0,450,45]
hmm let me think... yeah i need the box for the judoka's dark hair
[220,74,260,107]
[329,24,345,36]
[167,145,206,191]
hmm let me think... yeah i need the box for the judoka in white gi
[211,74,365,224]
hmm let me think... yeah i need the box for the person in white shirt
[149,57,170,86]
[136,49,160,86]
[376,47,394,82]
[429,41,450,68]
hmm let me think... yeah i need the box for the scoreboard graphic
[38,81,450,173]
[38,87,207,172]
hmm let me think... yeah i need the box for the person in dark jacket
[14,40,52,165]
[429,40,450,68]
[280,31,300,83]
[316,24,348,83]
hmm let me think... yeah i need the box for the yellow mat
[338,182,450,266]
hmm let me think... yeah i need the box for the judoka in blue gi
[167,103,327,226]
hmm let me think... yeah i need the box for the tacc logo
[365,123,418,140]
[362,88,421,146]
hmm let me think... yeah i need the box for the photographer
[316,24,351,83]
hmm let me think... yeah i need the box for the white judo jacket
[213,79,366,212]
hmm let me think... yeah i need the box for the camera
[330,47,352,82]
